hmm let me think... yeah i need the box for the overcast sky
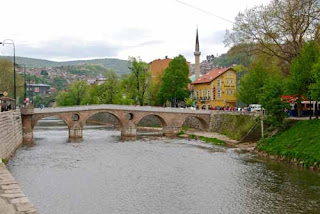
[0,0,269,63]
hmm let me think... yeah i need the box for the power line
[176,0,234,24]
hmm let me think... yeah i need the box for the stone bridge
[21,105,212,143]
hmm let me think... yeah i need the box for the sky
[0,0,269,63]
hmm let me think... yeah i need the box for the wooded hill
[0,56,130,74]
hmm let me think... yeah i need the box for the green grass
[198,136,226,146]
[181,126,189,131]
[177,131,185,136]
[257,120,320,167]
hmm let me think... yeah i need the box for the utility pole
[24,65,27,102]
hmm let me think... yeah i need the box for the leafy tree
[158,55,190,105]
[0,59,24,101]
[55,80,89,106]
[286,42,320,116]
[310,56,320,118]
[184,97,194,107]
[99,70,122,104]
[125,57,151,105]
[225,0,320,72]
[259,75,289,126]
[237,62,269,105]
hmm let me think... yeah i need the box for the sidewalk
[0,163,37,214]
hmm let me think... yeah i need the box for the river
[8,119,320,214]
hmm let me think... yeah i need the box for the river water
[8,119,320,214]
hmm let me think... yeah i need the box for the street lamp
[0,39,16,103]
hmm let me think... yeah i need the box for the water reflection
[8,119,320,214]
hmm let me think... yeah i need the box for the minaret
[194,28,201,79]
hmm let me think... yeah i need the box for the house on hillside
[191,67,237,110]
[27,84,51,95]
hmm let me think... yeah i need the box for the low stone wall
[0,110,23,160]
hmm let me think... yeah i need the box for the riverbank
[257,120,320,170]
[177,128,256,149]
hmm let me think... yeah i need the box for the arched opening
[181,116,209,133]
[33,115,69,141]
[137,114,167,137]
[84,111,123,139]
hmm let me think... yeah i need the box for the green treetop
[157,55,190,106]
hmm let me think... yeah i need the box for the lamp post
[0,39,16,103]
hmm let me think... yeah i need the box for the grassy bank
[257,120,320,167]
[177,131,226,146]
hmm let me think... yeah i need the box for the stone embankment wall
[0,110,23,160]
[0,110,38,213]
[209,111,262,142]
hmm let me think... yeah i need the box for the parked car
[248,104,263,112]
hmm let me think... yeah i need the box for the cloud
[202,30,226,45]
[114,27,152,41]
[15,38,122,61]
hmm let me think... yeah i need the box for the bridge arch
[181,115,209,130]
[136,113,168,127]
[83,110,124,128]
[32,114,71,130]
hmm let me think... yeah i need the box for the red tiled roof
[192,67,234,84]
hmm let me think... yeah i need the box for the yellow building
[191,67,237,109]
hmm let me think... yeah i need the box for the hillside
[0,56,130,75]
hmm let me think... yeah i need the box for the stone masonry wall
[209,111,260,141]
[0,110,23,160]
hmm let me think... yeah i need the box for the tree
[125,57,151,106]
[286,42,320,116]
[99,70,122,104]
[310,56,320,118]
[0,59,24,102]
[225,0,320,73]
[237,62,269,105]
[157,55,190,106]
[55,80,89,106]
[259,75,289,126]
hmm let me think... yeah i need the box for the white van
[249,104,262,112]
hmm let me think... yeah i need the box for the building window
[226,89,229,95]
[227,71,233,78]
[231,90,234,95]
[230,79,234,84]
[217,79,221,88]
[207,90,210,99]
[218,90,221,98]
[196,91,199,99]
[202,90,205,98]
